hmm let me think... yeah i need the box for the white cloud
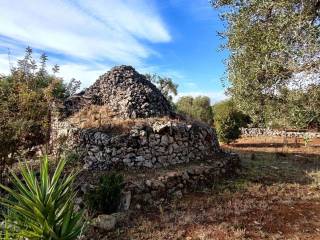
[173,90,228,104]
[0,54,10,74]
[78,0,171,43]
[0,0,172,86]
[0,52,107,88]
[0,0,171,64]
[136,66,186,83]
[57,63,109,89]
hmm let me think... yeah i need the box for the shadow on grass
[230,142,305,148]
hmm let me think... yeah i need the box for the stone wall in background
[55,119,222,171]
[241,128,320,138]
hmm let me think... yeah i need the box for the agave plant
[0,156,84,240]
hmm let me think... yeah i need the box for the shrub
[145,73,178,106]
[63,149,81,165]
[213,100,250,143]
[1,219,19,240]
[85,173,124,215]
[215,112,241,144]
[0,156,84,239]
[0,47,80,165]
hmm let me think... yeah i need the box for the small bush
[213,100,250,143]
[63,149,81,165]
[85,173,124,214]
[215,112,242,143]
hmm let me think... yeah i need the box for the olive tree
[212,0,320,127]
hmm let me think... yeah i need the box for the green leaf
[0,155,84,240]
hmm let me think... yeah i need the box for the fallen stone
[91,214,116,231]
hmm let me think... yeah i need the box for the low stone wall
[124,154,240,207]
[241,128,320,138]
[80,153,240,234]
[76,153,240,210]
[59,120,221,170]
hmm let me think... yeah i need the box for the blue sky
[0,0,228,103]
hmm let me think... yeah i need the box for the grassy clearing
[98,137,320,240]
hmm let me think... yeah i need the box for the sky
[0,0,229,103]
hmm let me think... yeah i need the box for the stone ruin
[52,65,240,208]
[64,65,173,118]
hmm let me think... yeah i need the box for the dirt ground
[93,136,320,240]
[226,136,320,156]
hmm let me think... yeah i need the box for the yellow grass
[68,105,176,134]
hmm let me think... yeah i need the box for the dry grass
[89,136,320,240]
[68,105,174,134]
[69,105,117,127]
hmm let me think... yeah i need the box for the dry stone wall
[60,120,221,170]
[63,65,173,118]
[77,157,240,211]
[123,157,240,207]
[241,128,320,138]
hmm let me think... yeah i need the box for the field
[100,136,320,240]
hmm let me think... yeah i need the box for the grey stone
[64,66,173,118]
[136,156,145,162]
[161,135,169,145]
[91,214,116,231]
[173,190,183,199]
[111,212,127,224]
[145,180,152,187]
[142,161,153,168]
[120,191,131,211]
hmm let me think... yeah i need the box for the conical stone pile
[64,65,173,118]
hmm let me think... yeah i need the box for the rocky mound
[64,65,173,118]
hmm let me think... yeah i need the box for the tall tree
[212,0,320,126]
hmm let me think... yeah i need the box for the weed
[85,173,124,215]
